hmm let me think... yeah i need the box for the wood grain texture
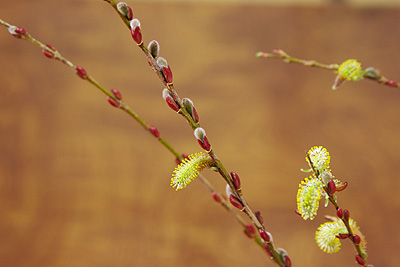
[0,2,399,266]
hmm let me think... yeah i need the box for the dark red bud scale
[355,254,366,266]
[197,135,211,151]
[162,66,173,84]
[15,27,26,35]
[353,234,361,245]
[385,80,398,87]
[230,172,241,189]
[327,180,336,194]
[75,66,87,79]
[107,96,119,108]
[111,89,123,100]
[229,194,244,210]
[337,208,343,219]
[165,95,180,112]
[284,255,292,267]
[259,230,270,242]
[191,106,199,123]
[149,126,160,138]
[212,192,221,203]
[131,26,142,45]
[263,244,274,258]
[255,211,264,225]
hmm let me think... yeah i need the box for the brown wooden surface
[1,1,400,266]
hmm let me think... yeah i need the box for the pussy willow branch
[105,1,287,266]
[306,155,369,266]
[257,49,399,88]
[0,16,256,257]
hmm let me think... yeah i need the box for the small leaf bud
[111,89,123,100]
[263,244,274,258]
[182,98,199,123]
[337,208,343,219]
[229,194,244,210]
[8,26,27,39]
[255,211,264,225]
[212,192,221,203]
[149,126,160,138]
[230,171,241,189]
[130,19,142,45]
[107,96,120,108]
[148,40,160,59]
[194,127,211,151]
[355,254,366,266]
[353,234,361,245]
[327,180,336,194]
[42,44,57,59]
[117,2,133,20]
[385,80,398,87]
[162,88,180,112]
[75,66,87,79]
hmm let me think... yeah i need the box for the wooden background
[1,1,399,266]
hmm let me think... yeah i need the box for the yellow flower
[297,177,323,220]
[307,146,330,173]
[315,218,367,253]
[171,152,214,190]
[338,59,363,81]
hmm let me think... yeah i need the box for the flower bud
[244,223,256,238]
[212,192,221,203]
[75,66,87,79]
[277,248,291,267]
[148,40,160,59]
[117,2,133,20]
[194,127,211,151]
[8,26,27,39]
[107,96,119,108]
[321,171,333,186]
[353,234,361,245]
[343,209,350,221]
[355,254,365,266]
[364,67,381,80]
[149,125,160,138]
[263,244,273,258]
[42,44,57,59]
[337,208,343,219]
[259,230,272,242]
[182,98,199,123]
[229,194,243,210]
[162,88,180,112]
[111,89,123,100]
[327,180,336,194]
[130,19,142,45]
[255,211,264,225]
[156,57,173,84]
[385,80,398,87]
[230,171,241,189]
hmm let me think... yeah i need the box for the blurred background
[1,0,400,266]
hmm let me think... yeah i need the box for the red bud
[336,233,349,239]
[197,135,211,151]
[337,208,343,219]
[162,66,173,84]
[327,180,336,194]
[111,89,123,100]
[255,211,264,225]
[131,26,142,45]
[149,126,160,138]
[353,234,361,245]
[230,172,241,189]
[284,255,292,267]
[385,80,398,87]
[107,96,119,108]
[259,230,270,242]
[263,244,274,258]
[165,95,180,112]
[75,66,87,79]
[229,194,244,210]
[212,192,221,203]
[355,254,365,266]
